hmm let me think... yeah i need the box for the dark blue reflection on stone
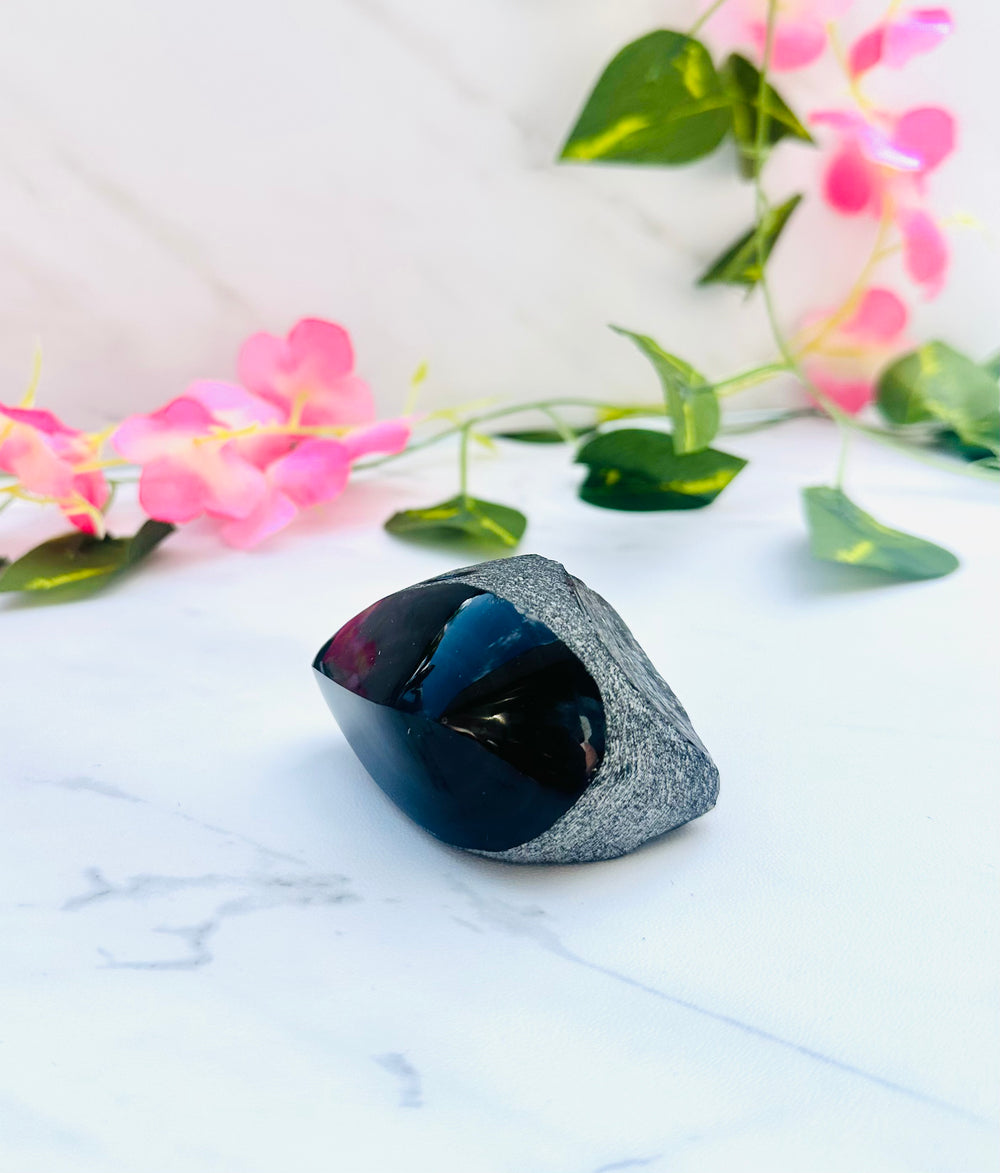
[314,583,606,851]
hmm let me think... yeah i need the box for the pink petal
[286,319,355,384]
[0,405,77,436]
[893,107,956,173]
[139,457,210,523]
[883,8,953,68]
[701,0,745,40]
[707,0,850,64]
[237,319,355,400]
[811,110,864,134]
[64,471,110,534]
[812,111,921,172]
[219,491,298,549]
[341,419,411,462]
[199,446,268,520]
[898,208,949,296]
[64,510,101,536]
[153,397,218,430]
[806,366,875,415]
[73,469,110,510]
[112,416,173,463]
[859,129,923,172]
[297,374,376,429]
[235,432,297,471]
[237,320,374,426]
[823,143,879,214]
[768,19,830,71]
[849,27,886,75]
[237,331,286,400]
[811,0,854,17]
[0,426,74,497]
[270,439,351,508]
[841,288,909,344]
[185,380,284,427]
[113,396,217,462]
[184,386,293,469]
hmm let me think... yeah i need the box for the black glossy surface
[314,584,605,851]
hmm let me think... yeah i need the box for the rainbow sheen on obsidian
[313,583,606,851]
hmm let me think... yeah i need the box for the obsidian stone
[314,582,606,851]
[314,555,719,864]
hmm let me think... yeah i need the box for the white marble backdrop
[1,424,998,1172]
[2,0,999,428]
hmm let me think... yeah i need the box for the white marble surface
[2,0,1000,427]
[1,421,997,1173]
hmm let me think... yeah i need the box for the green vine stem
[383,1,992,499]
[689,0,731,38]
[539,405,581,443]
[356,396,646,471]
[457,423,472,499]
[713,360,791,397]
[742,0,997,485]
[354,395,816,476]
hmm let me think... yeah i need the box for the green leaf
[802,487,958,580]
[497,427,594,444]
[877,342,1000,454]
[983,351,1000,380]
[610,326,719,454]
[560,31,731,166]
[0,520,174,594]
[596,405,658,423]
[698,194,802,287]
[722,54,813,179]
[934,429,996,464]
[384,495,527,547]
[575,428,746,510]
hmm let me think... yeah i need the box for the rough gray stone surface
[419,553,719,864]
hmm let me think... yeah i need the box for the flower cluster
[710,1,956,414]
[1,320,409,547]
[0,405,109,535]
[805,6,955,411]
[2,2,987,602]
[711,0,854,72]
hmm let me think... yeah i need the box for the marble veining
[374,1052,424,1109]
[1,424,997,1172]
[1,1,996,430]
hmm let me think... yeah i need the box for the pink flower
[113,319,410,547]
[801,286,909,413]
[812,106,954,296]
[896,207,949,297]
[112,385,278,526]
[0,404,109,533]
[813,107,956,209]
[849,8,952,76]
[705,0,853,71]
[218,420,409,549]
[237,318,375,429]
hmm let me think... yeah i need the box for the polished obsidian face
[314,583,606,851]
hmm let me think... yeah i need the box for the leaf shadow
[781,537,928,596]
[289,478,416,537]
[294,731,712,897]
[383,528,520,559]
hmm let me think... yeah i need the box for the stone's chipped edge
[418,554,719,864]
